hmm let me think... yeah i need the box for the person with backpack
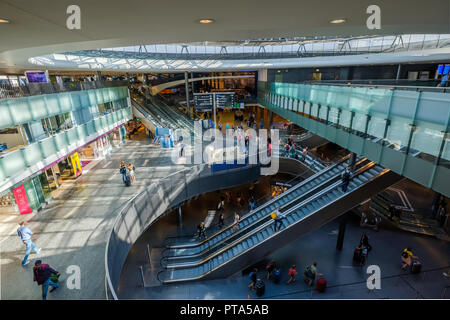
[248,268,258,290]
[286,265,297,284]
[401,247,419,271]
[266,260,276,280]
[17,221,41,266]
[341,166,352,192]
[33,260,60,300]
[119,161,127,184]
[217,196,225,212]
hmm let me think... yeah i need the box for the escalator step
[286,215,294,224]
[257,232,264,241]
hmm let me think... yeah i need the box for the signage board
[194,93,213,112]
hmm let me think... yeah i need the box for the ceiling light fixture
[329,18,346,24]
[0,18,10,24]
[198,19,215,24]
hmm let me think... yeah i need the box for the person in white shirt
[17,221,41,266]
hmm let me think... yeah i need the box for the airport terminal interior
[0,1,450,301]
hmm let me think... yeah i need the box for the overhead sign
[194,93,213,112]
[215,92,235,109]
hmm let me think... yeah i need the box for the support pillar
[96,71,102,81]
[184,72,191,119]
[336,213,348,251]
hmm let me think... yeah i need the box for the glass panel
[340,109,352,128]
[410,122,445,159]
[353,113,367,133]
[367,115,386,139]
[385,118,411,149]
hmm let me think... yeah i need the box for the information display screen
[215,92,235,109]
[194,93,213,112]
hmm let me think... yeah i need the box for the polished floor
[0,136,187,299]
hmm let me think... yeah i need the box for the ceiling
[0,0,449,72]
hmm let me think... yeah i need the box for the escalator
[157,155,401,283]
[157,159,401,284]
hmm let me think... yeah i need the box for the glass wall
[258,82,450,197]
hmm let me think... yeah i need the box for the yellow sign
[70,152,82,177]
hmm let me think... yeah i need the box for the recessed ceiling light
[330,18,346,24]
[198,19,215,24]
[0,18,10,24]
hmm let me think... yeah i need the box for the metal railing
[0,80,128,99]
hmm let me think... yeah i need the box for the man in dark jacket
[33,260,60,300]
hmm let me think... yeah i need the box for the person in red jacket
[33,260,60,300]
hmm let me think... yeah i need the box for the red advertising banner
[13,185,32,215]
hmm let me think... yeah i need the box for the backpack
[270,212,277,220]
[342,171,351,181]
[402,250,409,258]
[248,272,254,279]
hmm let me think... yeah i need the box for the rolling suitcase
[316,277,327,293]
[272,269,281,284]
[125,175,131,187]
[411,260,422,274]
[255,279,265,297]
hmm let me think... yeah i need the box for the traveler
[248,268,258,290]
[197,222,206,239]
[249,196,256,211]
[225,123,230,131]
[218,213,225,228]
[271,210,284,231]
[401,247,419,271]
[341,166,352,192]
[232,212,240,232]
[266,260,276,280]
[128,163,136,183]
[119,161,127,183]
[17,221,41,266]
[33,260,60,300]
[217,196,225,212]
[286,265,297,284]
[302,147,308,162]
[438,205,447,227]
[359,232,372,252]
[303,262,323,286]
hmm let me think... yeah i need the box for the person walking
[127,163,135,183]
[266,260,276,280]
[286,265,297,284]
[17,221,41,266]
[119,161,127,184]
[302,146,308,162]
[33,260,60,300]
[359,232,372,252]
[401,247,419,271]
[248,268,258,290]
[303,262,323,286]
[341,166,352,192]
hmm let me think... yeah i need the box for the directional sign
[215,92,235,109]
[193,93,213,112]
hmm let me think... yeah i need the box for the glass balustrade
[0,107,131,185]
[258,82,450,196]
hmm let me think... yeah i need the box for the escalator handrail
[166,153,353,250]
[161,162,383,279]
